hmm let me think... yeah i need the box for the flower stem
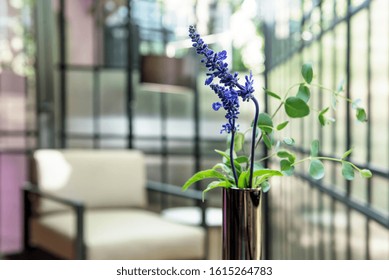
[230,123,239,187]
[249,97,260,188]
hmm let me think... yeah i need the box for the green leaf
[310,140,319,157]
[215,149,242,174]
[215,149,230,161]
[253,162,265,171]
[296,84,311,102]
[203,181,231,201]
[280,159,294,176]
[360,169,372,178]
[258,113,273,134]
[252,169,283,178]
[318,107,330,127]
[356,107,367,122]
[235,156,249,164]
[238,171,249,188]
[215,149,236,163]
[212,163,231,173]
[301,63,313,84]
[182,169,226,190]
[276,121,289,131]
[341,147,353,160]
[252,169,283,187]
[263,133,272,149]
[309,159,325,180]
[341,162,354,180]
[284,97,310,118]
[283,137,295,146]
[215,149,237,166]
[261,181,271,193]
[234,132,245,152]
[277,150,296,163]
[263,88,281,100]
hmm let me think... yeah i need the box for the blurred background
[0,0,388,259]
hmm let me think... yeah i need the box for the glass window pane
[321,33,335,155]
[334,201,348,259]
[133,89,162,137]
[167,156,194,186]
[350,10,368,163]
[334,23,347,156]
[350,210,367,259]
[66,139,94,148]
[371,176,389,215]
[371,0,389,168]
[100,70,128,135]
[369,221,389,259]
[166,93,194,138]
[67,71,94,134]
[99,138,127,149]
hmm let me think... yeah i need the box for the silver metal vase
[222,187,263,260]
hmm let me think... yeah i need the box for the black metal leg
[75,205,86,260]
[23,188,32,251]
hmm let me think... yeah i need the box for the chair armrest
[23,183,86,259]
[147,180,203,201]
[23,183,84,208]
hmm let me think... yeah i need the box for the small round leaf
[342,162,354,180]
[258,113,273,134]
[318,107,330,127]
[310,140,319,157]
[356,108,367,122]
[234,132,245,152]
[309,159,325,180]
[262,133,273,149]
[283,137,295,146]
[296,84,311,102]
[341,147,353,160]
[360,169,372,178]
[277,121,289,131]
[284,97,310,118]
[301,63,313,84]
[280,160,294,176]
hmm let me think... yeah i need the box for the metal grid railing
[263,0,389,259]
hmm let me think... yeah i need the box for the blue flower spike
[189,25,260,188]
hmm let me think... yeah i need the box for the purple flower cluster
[189,25,255,133]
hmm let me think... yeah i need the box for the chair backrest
[33,149,147,212]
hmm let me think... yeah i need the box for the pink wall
[0,71,28,254]
[0,155,26,253]
[0,1,28,254]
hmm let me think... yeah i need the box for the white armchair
[23,149,205,259]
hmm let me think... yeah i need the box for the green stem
[253,83,301,151]
[310,83,353,103]
[257,152,277,162]
[292,156,362,172]
[270,83,300,119]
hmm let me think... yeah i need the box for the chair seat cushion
[31,209,205,260]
